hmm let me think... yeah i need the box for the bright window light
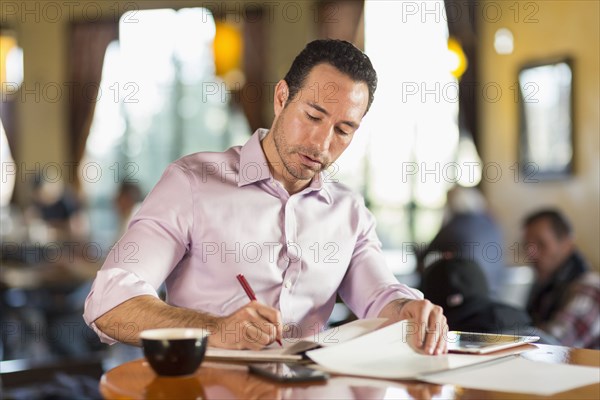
[82,7,249,248]
[340,0,459,244]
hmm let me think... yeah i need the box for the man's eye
[306,113,320,121]
[336,127,350,136]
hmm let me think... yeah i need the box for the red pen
[236,273,283,347]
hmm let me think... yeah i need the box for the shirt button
[284,280,292,289]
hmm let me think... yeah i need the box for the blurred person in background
[114,181,143,240]
[523,209,600,349]
[419,186,506,299]
[27,173,89,242]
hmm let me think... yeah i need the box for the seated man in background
[113,182,143,240]
[84,39,447,355]
[523,209,600,349]
[27,173,89,242]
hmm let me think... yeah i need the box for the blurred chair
[1,356,104,399]
[421,257,533,335]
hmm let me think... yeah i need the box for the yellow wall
[479,0,600,268]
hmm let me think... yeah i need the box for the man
[84,40,447,355]
[114,182,143,240]
[524,209,600,348]
[420,186,506,299]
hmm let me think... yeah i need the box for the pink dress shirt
[84,129,422,344]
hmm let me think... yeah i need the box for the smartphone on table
[248,363,329,383]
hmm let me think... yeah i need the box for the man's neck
[541,251,579,284]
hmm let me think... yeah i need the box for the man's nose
[309,125,333,153]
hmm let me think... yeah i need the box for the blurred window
[82,8,250,247]
[335,0,460,251]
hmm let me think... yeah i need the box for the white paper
[307,321,506,379]
[310,318,387,347]
[420,355,600,396]
[205,318,387,362]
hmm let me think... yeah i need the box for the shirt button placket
[280,196,298,323]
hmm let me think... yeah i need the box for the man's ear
[273,80,289,117]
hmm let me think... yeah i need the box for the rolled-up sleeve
[338,200,422,319]
[83,163,194,343]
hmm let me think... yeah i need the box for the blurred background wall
[479,0,599,268]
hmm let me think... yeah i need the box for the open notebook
[205,318,387,362]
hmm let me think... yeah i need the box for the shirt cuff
[83,268,159,344]
[363,283,424,319]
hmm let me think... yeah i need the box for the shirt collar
[238,129,333,204]
[304,172,333,204]
[238,129,272,187]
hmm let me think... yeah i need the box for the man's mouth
[298,154,323,170]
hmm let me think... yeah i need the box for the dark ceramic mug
[140,328,209,376]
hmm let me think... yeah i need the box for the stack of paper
[420,356,600,396]
[306,321,506,379]
[305,320,600,396]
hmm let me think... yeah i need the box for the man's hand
[399,299,448,355]
[208,301,283,350]
[379,299,448,355]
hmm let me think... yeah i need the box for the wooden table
[100,344,600,399]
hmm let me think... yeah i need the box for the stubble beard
[271,115,330,181]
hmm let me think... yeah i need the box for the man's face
[269,63,369,184]
[523,218,573,280]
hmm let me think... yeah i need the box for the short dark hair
[523,209,573,239]
[283,39,378,114]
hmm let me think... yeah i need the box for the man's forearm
[94,295,219,346]
[378,298,413,321]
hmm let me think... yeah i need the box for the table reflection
[198,365,282,400]
[102,359,454,400]
[98,345,600,399]
[145,375,206,400]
